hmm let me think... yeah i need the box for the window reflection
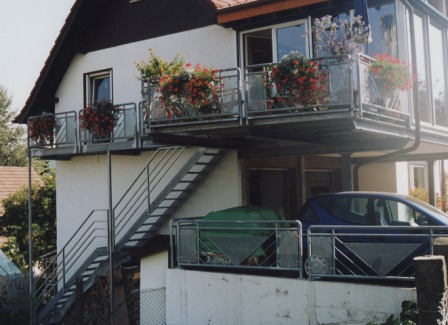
[277,24,307,60]
[413,14,431,123]
[429,23,447,127]
[365,2,397,57]
[93,77,111,103]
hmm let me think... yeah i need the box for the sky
[0,0,75,114]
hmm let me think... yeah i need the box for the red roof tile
[0,167,41,214]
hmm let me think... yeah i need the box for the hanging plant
[28,112,57,147]
[80,100,120,137]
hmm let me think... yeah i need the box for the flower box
[28,113,57,148]
[80,100,119,138]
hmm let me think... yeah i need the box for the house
[0,166,41,246]
[15,0,448,323]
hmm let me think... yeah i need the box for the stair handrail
[33,209,109,311]
[114,147,185,242]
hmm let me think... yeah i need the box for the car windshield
[405,195,448,217]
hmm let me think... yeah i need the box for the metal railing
[245,55,354,118]
[27,55,415,156]
[244,54,412,126]
[28,111,77,150]
[171,219,303,277]
[33,209,109,317]
[306,225,448,281]
[114,146,185,249]
[79,102,137,145]
[141,68,242,127]
[357,54,411,124]
[171,219,448,282]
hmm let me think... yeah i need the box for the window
[242,20,309,68]
[429,22,448,127]
[412,13,431,123]
[408,162,428,190]
[84,70,112,106]
[365,1,398,57]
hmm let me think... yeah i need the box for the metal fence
[171,219,303,277]
[306,225,448,281]
[171,218,448,283]
[100,287,166,325]
[0,272,30,319]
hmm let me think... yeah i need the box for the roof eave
[216,0,328,25]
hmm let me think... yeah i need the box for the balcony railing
[170,219,303,276]
[171,219,447,282]
[245,56,354,118]
[27,55,414,156]
[28,111,78,153]
[79,102,138,149]
[306,225,448,281]
[141,68,242,130]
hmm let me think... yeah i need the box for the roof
[210,0,260,10]
[0,249,20,275]
[0,167,41,214]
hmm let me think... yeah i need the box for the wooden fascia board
[217,0,327,24]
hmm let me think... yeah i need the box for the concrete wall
[166,269,416,325]
[358,162,400,193]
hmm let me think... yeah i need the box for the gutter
[353,0,421,190]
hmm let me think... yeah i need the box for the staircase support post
[108,151,115,325]
[28,152,35,325]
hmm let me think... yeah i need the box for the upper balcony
[27,54,417,159]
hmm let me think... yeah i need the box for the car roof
[308,191,408,200]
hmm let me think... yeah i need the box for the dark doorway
[249,169,288,219]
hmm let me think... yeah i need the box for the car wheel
[305,255,329,276]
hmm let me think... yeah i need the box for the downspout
[354,0,421,190]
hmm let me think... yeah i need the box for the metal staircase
[34,147,226,324]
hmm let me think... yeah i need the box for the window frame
[240,18,310,69]
[84,69,113,108]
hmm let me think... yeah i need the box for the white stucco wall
[358,162,400,193]
[55,24,236,115]
[56,148,241,274]
[165,269,416,325]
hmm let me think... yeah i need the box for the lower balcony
[27,54,418,159]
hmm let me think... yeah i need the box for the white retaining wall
[165,269,416,325]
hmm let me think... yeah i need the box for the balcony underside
[29,112,416,160]
[145,109,415,158]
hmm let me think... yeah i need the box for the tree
[0,85,27,166]
[0,170,56,271]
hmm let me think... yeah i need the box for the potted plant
[135,49,185,84]
[310,15,368,57]
[28,112,57,147]
[159,63,221,117]
[368,53,415,111]
[369,53,415,92]
[135,50,186,119]
[269,52,325,108]
[80,99,119,138]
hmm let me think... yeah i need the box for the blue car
[298,191,448,228]
[297,192,448,279]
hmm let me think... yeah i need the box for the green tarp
[199,206,282,263]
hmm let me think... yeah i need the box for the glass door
[242,19,309,67]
